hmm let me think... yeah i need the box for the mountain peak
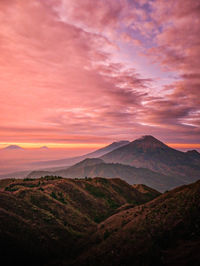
[39,146,49,149]
[138,135,162,142]
[187,149,199,155]
[186,149,200,158]
[109,140,130,147]
[4,145,24,150]
[131,135,168,149]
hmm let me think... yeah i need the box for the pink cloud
[139,0,200,140]
[121,33,143,47]
[56,0,125,36]
[0,0,150,142]
[0,0,199,148]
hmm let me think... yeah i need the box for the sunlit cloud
[0,0,199,149]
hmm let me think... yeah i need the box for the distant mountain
[0,176,159,265]
[68,158,104,169]
[101,135,200,182]
[27,170,52,178]
[28,158,183,192]
[4,145,24,150]
[30,140,130,168]
[39,146,49,150]
[75,180,200,266]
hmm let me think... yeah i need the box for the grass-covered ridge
[0,176,160,265]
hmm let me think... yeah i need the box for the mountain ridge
[0,176,159,265]
[74,179,200,266]
[27,159,183,192]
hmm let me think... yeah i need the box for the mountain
[74,180,200,266]
[27,136,200,192]
[69,158,104,169]
[0,176,159,265]
[88,140,130,157]
[39,146,49,150]
[30,140,130,169]
[27,158,182,192]
[26,170,52,178]
[3,145,24,150]
[101,135,200,182]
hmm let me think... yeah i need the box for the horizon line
[0,142,200,150]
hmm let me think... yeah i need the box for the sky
[0,0,200,151]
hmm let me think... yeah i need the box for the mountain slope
[0,176,159,265]
[132,184,161,202]
[74,180,200,266]
[30,140,130,169]
[87,140,130,157]
[28,158,182,192]
[101,135,200,181]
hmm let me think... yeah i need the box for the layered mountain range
[27,136,200,192]
[1,135,200,265]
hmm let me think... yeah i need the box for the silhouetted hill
[74,180,200,266]
[101,135,200,182]
[0,176,158,265]
[1,177,200,266]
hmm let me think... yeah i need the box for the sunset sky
[0,0,200,150]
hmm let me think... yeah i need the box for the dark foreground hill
[74,180,200,266]
[0,176,159,266]
[1,177,200,266]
